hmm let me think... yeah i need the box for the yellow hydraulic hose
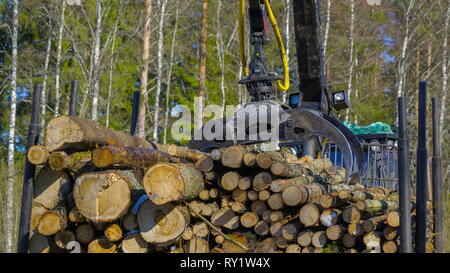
[239,0,290,91]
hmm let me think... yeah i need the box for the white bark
[153,0,167,141]
[6,0,19,253]
[163,2,180,145]
[91,0,103,121]
[396,0,416,99]
[216,0,226,116]
[282,0,291,104]
[323,0,331,66]
[440,2,450,135]
[345,0,355,122]
[106,21,119,128]
[40,19,52,130]
[54,0,66,117]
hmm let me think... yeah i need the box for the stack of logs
[26,115,431,253]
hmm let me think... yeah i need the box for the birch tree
[215,0,226,115]
[440,1,450,135]
[54,0,66,116]
[153,0,168,141]
[345,0,355,122]
[323,0,331,67]
[91,0,103,121]
[197,0,208,131]
[137,0,153,138]
[282,0,291,103]
[40,17,53,129]
[6,0,19,254]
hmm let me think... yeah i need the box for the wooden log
[342,206,361,224]
[355,199,397,213]
[383,226,398,241]
[192,222,209,237]
[347,222,364,237]
[38,208,67,236]
[243,152,257,167]
[240,212,259,228]
[221,171,241,191]
[238,176,252,191]
[301,246,316,253]
[267,193,285,210]
[68,208,85,223]
[321,168,346,185]
[27,145,49,165]
[250,200,267,216]
[362,214,387,233]
[231,202,246,213]
[76,224,95,244]
[297,230,314,247]
[262,210,272,223]
[285,244,302,253]
[326,225,345,241]
[270,176,313,193]
[282,183,324,206]
[185,237,209,253]
[55,231,76,249]
[386,211,400,228]
[344,248,359,253]
[319,209,342,227]
[87,238,117,253]
[29,234,50,253]
[222,232,248,253]
[299,203,321,227]
[255,153,273,169]
[181,228,194,240]
[342,234,356,248]
[221,145,247,168]
[258,190,271,201]
[73,171,132,222]
[45,115,157,152]
[270,162,306,178]
[167,145,213,172]
[281,223,302,241]
[209,188,219,199]
[232,189,247,203]
[92,222,106,232]
[254,221,270,236]
[363,232,381,252]
[215,235,225,244]
[138,200,189,245]
[121,233,149,253]
[31,204,48,231]
[48,151,91,171]
[143,163,204,205]
[199,189,210,201]
[123,213,138,231]
[290,157,332,173]
[204,171,216,181]
[210,149,222,161]
[33,166,71,210]
[254,238,277,253]
[311,231,328,248]
[104,224,123,242]
[211,207,239,229]
[319,193,346,209]
[270,211,287,223]
[382,240,397,253]
[93,145,170,169]
[270,222,284,237]
[276,237,289,249]
[252,172,272,191]
[247,190,258,201]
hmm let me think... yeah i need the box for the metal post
[398,96,412,253]
[17,85,42,253]
[416,81,428,253]
[432,97,443,253]
[69,80,79,116]
[130,91,140,136]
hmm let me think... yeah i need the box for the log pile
[27,115,432,253]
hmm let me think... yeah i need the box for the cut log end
[27,145,49,165]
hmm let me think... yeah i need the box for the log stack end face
[46,115,84,152]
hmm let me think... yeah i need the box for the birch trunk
[163,2,179,145]
[54,0,66,117]
[282,0,291,103]
[216,0,226,116]
[345,0,355,122]
[440,3,450,135]
[136,0,153,138]
[6,0,19,253]
[106,22,118,128]
[323,0,331,65]
[197,0,208,131]
[91,0,103,121]
[153,0,168,141]
[41,20,53,130]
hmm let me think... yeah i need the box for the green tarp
[343,121,394,135]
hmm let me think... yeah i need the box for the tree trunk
[142,163,204,205]
[48,151,91,171]
[153,0,168,141]
[104,224,123,242]
[270,175,313,193]
[163,2,179,144]
[121,233,148,253]
[197,0,208,131]
[319,209,342,227]
[41,19,53,130]
[299,203,321,227]
[282,0,291,103]
[221,171,241,191]
[73,170,132,222]
[221,145,247,168]
[185,237,209,253]
[136,0,153,138]
[270,162,306,178]
[54,0,66,116]
[88,238,117,253]
[27,145,50,165]
[345,0,355,122]
[137,200,189,246]
[92,145,170,168]
[216,0,226,114]
[33,166,71,210]
[106,18,119,128]
[323,0,331,67]
[440,3,450,135]
[45,115,157,152]
[91,0,103,121]
[37,208,67,236]
[281,183,324,206]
